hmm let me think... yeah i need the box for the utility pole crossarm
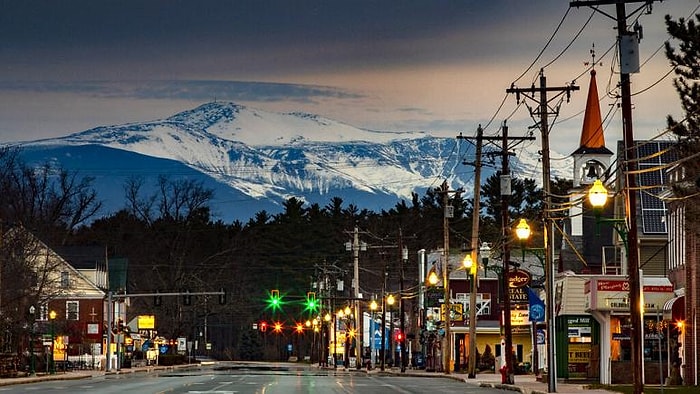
[111,291,224,299]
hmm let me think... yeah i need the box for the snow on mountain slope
[21,102,572,218]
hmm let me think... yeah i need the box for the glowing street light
[427,271,439,286]
[49,310,57,375]
[28,306,36,376]
[587,179,609,209]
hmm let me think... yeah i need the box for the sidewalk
[371,367,614,394]
[0,364,196,387]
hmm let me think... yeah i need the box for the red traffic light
[395,330,404,342]
[260,321,268,332]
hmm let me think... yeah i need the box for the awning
[663,295,684,321]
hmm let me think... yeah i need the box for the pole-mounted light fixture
[588,179,608,209]
[515,218,531,241]
[427,271,439,286]
[462,254,474,273]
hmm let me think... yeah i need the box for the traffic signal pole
[105,290,224,372]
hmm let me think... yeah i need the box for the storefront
[585,276,675,384]
[554,315,600,380]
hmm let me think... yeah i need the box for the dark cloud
[0,80,362,102]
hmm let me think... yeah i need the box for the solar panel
[636,141,675,235]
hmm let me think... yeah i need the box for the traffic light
[183,290,192,306]
[273,321,283,334]
[395,330,404,343]
[219,287,226,305]
[295,323,304,334]
[305,292,318,312]
[260,321,268,332]
[154,293,162,306]
[268,289,282,311]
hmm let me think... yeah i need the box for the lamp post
[49,310,56,375]
[344,306,353,368]
[387,294,395,368]
[28,306,36,377]
[588,179,643,392]
[370,299,378,367]
[337,308,348,368]
[324,312,332,367]
[515,219,546,379]
[400,246,408,373]
[462,252,477,378]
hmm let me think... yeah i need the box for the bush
[479,344,495,371]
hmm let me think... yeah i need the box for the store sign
[510,309,530,326]
[508,269,531,288]
[585,278,674,313]
[440,303,464,321]
[138,315,155,330]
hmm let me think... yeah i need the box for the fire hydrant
[500,364,508,384]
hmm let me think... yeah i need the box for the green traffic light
[267,289,282,311]
[304,292,318,313]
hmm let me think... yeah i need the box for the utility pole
[497,122,535,385]
[437,180,463,374]
[507,69,579,393]
[458,126,484,379]
[352,225,362,370]
[569,2,658,394]
[399,227,407,373]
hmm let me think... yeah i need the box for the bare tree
[0,146,101,354]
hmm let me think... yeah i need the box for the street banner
[527,286,545,322]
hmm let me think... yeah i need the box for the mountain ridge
[15,102,572,222]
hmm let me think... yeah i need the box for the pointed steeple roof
[573,69,613,155]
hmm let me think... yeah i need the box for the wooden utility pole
[507,69,579,393]
[458,126,485,379]
[352,225,362,370]
[437,180,463,374]
[496,122,535,385]
[569,2,660,393]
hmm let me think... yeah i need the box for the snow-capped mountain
[16,102,571,222]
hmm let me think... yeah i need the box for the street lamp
[588,179,643,392]
[28,306,36,377]
[370,299,378,368]
[49,310,56,375]
[386,294,395,368]
[462,252,478,378]
[515,218,531,241]
[337,308,349,368]
[427,271,439,286]
[514,219,546,379]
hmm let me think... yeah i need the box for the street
[0,362,506,394]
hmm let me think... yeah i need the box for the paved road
[0,363,506,394]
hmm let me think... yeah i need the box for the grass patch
[588,385,700,394]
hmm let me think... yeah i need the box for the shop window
[643,317,668,361]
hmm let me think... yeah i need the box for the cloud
[0,80,364,103]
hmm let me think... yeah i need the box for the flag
[527,286,545,322]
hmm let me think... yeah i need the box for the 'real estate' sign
[584,278,674,313]
[508,269,531,288]
[508,269,531,306]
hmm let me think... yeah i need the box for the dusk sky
[1,1,698,157]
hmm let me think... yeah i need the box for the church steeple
[572,65,612,187]
[574,69,612,155]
